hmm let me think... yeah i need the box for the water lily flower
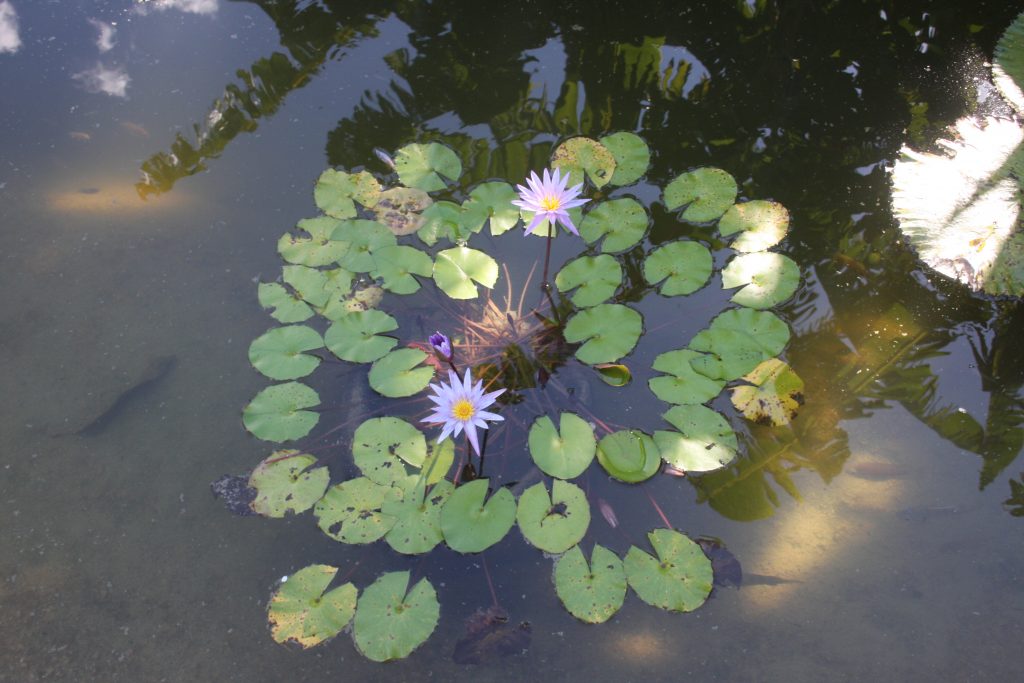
[512,168,590,236]
[428,331,452,360]
[423,369,505,456]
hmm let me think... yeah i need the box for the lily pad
[648,349,725,405]
[395,142,462,192]
[282,265,332,307]
[624,528,713,612]
[433,247,499,300]
[315,169,381,218]
[595,430,661,483]
[268,565,357,648]
[563,304,643,364]
[554,544,626,624]
[440,479,516,553]
[368,348,434,397]
[279,216,347,267]
[421,438,456,485]
[461,182,520,236]
[314,477,399,544]
[383,478,455,555]
[249,450,330,517]
[644,241,713,296]
[600,132,650,186]
[257,282,313,324]
[324,310,398,363]
[248,325,324,380]
[373,187,432,236]
[353,571,440,662]
[721,251,799,308]
[663,168,737,222]
[517,480,590,554]
[551,137,616,188]
[370,245,433,295]
[718,200,789,252]
[555,254,622,307]
[994,12,1024,113]
[352,416,427,486]
[688,309,790,381]
[579,198,648,253]
[653,405,737,472]
[594,363,632,387]
[331,219,397,273]
[242,381,320,442]
[417,201,466,247]
[528,413,596,480]
[730,358,804,426]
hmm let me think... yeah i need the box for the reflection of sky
[89,18,116,53]
[73,62,131,97]
[0,1,20,54]
[523,38,566,99]
[660,44,710,98]
[134,0,219,14]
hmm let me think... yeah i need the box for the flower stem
[540,221,561,323]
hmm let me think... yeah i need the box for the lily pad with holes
[268,564,357,648]
[648,349,725,405]
[718,200,790,252]
[688,309,790,381]
[395,142,462,192]
[373,187,432,236]
[517,480,590,554]
[551,137,616,189]
[554,544,626,624]
[528,413,596,480]
[644,241,713,296]
[248,326,324,380]
[624,529,713,612]
[278,216,347,267]
[440,479,516,553]
[563,304,643,364]
[314,169,381,218]
[579,198,648,253]
[249,450,330,517]
[730,359,804,426]
[417,201,465,247]
[721,252,799,308]
[663,168,737,222]
[352,416,427,487]
[324,310,398,363]
[383,479,455,555]
[314,477,399,544]
[353,571,440,662]
[654,404,737,472]
[370,245,433,295]
[331,220,397,273]
[555,255,622,307]
[601,132,650,186]
[596,430,661,483]
[258,282,314,324]
[282,265,331,307]
[242,382,320,442]
[368,348,434,397]
[433,247,499,300]
[461,182,520,236]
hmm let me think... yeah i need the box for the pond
[1,0,1023,680]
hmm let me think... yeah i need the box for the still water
[1,1,1022,680]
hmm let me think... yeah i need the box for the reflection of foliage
[1004,473,1024,517]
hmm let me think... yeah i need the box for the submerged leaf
[368,348,434,397]
[654,404,737,472]
[395,142,462,192]
[594,363,631,387]
[643,241,713,296]
[563,304,643,364]
[440,479,516,553]
[663,168,737,222]
[596,430,661,483]
[718,200,790,252]
[730,358,805,426]
[249,450,330,517]
[624,528,714,612]
[551,136,616,188]
[373,187,432,236]
[433,247,499,299]
[248,325,323,380]
[554,544,626,624]
[555,254,622,307]
[517,480,590,554]
[600,132,650,186]
[579,198,648,253]
[721,251,800,308]
[315,169,381,218]
[353,571,440,662]
[528,413,596,480]
[268,565,357,648]
[242,382,320,442]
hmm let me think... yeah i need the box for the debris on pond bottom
[210,474,258,516]
[452,606,531,665]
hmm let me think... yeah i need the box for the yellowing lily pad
[730,358,804,426]
[624,528,713,612]
[718,200,790,252]
[268,565,357,648]
[373,187,432,236]
[551,136,616,188]
[249,450,330,517]
[554,544,626,624]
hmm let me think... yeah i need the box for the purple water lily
[428,331,452,360]
[512,168,590,236]
[423,369,505,456]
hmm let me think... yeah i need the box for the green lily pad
[278,216,347,267]
[331,219,397,273]
[643,241,713,296]
[600,132,650,186]
[352,416,427,486]
[249,450,330,517]
[314,169,381,218]
[383,479,455,555]
[368,348,434,398]
[688,309,790,381]
[282,265,331,308]
[595,430,661,483]
[624,528,713,612]
[555,254,622,307]
[314,477,399,544]
[440,479,516,553]
[353,571,440,662]
[721,251,799,308]
[517,480,590,554]
[648,349,725,405]
[663,168,737,222]
[718,200,790,252]
[461,182,520,236]
[563,304,643,364]
[370,245,433,295]
[258,282,313,323]
[421,438,456,485]
[320,266,356,301]
[433,247,499,300]
[324,310,398,363]
[373,187,432,236]
[653,404,737,472]
[551,137,616,189]
[579,198,648,253]
[528,413,596,480]
[994,11,1024,113]
[594,363,631,387]
[730,358,804,426]
[417,201,466,247]
[395,142,462,192]
[248,326,324,380]
[242,382,320,442]
[268,564,357,648]
[554,544,626,624]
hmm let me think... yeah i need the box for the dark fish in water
[373,147,396,170]
[847,459,908,481]
[66,355,178,436]
[899,505,960,522]
[452,606,531,665]
[744,573,802,587]
[210,474,258,516]
[597,498,619,529]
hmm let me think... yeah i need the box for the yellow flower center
[540,194,561,211]
[452,399,475,421]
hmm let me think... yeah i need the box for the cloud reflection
[73,62,131,98]
[0,1,20,55]
[89,19,117,53]
[134,0,218,14]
